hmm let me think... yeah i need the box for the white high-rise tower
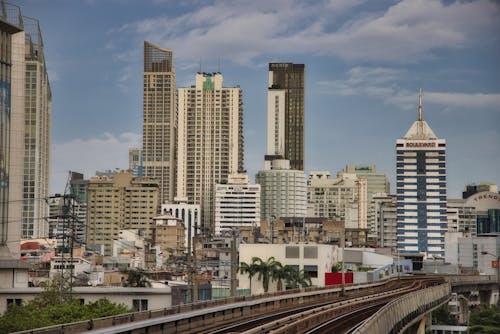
[176,73,243,233]
[396,90,447,257]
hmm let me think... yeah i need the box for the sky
[15,0,500,198]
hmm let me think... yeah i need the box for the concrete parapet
[353,283,451,334]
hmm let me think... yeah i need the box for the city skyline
[15,0,500,198]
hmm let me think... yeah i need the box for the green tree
[432,307,458,325]
[0,283,129,334]
[331,262,342,273]
[286,268,312,289]
[252,256,278,293]
[271,262,290,292]
[123,269,152,287]
[239,259,258,292]
[469,305,500,334]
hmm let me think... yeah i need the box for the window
[303,265,318,278]
[7,299,22,308]
[286,246,300,258]
[304,246,318,259]
[133,299,148,311]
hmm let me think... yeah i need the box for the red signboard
[325,272,353,286]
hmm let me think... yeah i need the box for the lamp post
[481,251,500,286]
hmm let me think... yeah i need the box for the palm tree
[239,259,258,293]
[286,268,312,289]
[271,262,291,292]
[252,256,278,293]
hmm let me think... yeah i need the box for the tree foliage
[0,278,130,333]
[469,305,500,334]
[240,257,312,293]
[122,269,152,287]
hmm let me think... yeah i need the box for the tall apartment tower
[142,41,176,204]
[177,72,243,233]
[396,90,447,257]
[267,63,305,170]
[0,2,26,258]
[22,17,51,239]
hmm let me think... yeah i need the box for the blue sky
[16,0,500,198]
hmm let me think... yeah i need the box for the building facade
[256,159,306,223]
[161,202,200,251]
[22,17,51,239]
[396,91,447,257]
[48,196,86,250]
[128,148,143,177]
[0,2,26,258]
[268,63,305,170]
[176,72,243,233]
[142,41,176,204]
[307,171,368,229]
[214,173,260,235]
[369,193,397,248]
[85,172,159,256]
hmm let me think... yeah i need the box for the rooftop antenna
[418,87,423,121]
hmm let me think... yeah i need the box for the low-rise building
[153,215,185,258]
[238,243,338,295]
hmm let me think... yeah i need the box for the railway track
[193,278,441,334]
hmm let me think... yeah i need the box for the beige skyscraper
[21,17,51,239]
[142,41,176,204]
[176,73,243,233]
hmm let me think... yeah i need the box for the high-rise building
[176,72,243,233]
[267,63,305,170]
[343,165,389,241]
[396,90,447,257]
[142,41,176,204]
[307,171,367,229]
[256,159,306,223]
[369,193,397,248]
[85,172,159,256]
[214,173,260,235]
[0,2,26,259]
[129,148,143,177]
[21,17,51,239]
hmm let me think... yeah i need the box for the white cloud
[51,132,141,193]
[111,0,499,64]
[318,66,500,110]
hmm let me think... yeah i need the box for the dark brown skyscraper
[268,63,305,170]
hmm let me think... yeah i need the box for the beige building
[86,172,159,256]
[21,17,51,239]
[177,72,243,233]
[142,41,176,204]
[153,214,185,257]
[307,171,367,229]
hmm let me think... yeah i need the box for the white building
[446,199,476,236]
[456,235,499,276]
[307,171,367,229]
[238,243,337,294]
[370,193,397,248]
[49,256,92,279]
[214,173,260,235]
[256,159,306,223]
[177,72,243,233]
[112,229,146,269]
[396,90,447,257]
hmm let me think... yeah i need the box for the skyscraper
[267,63,305,170]
[396,90,447,257]
[176,72,243,233]
[142,41,176,205]
[22,17,51,239]
[0,2,26,258]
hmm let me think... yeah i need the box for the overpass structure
[14,275,498,334]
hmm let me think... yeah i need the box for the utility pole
[230,229,238,297]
